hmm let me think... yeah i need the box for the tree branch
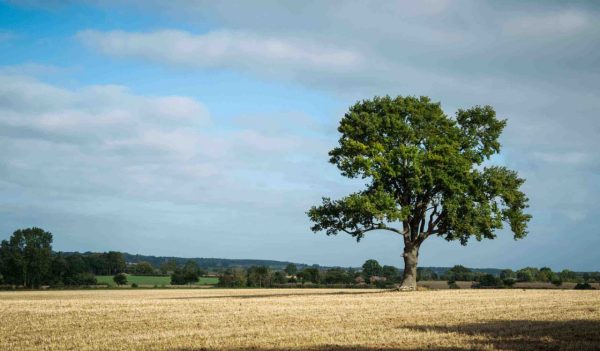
[341,223,402,237]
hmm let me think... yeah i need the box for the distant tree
[84,253,108,275]
[284,263,298,276]
[296,271,306,284]
[50,253,69,285]
[516,267,538,282]
[272,271,287,284]
[105,252,126,275]
[170,269,186,285]
[160,259,178,275]
[551,276,563,287]
[362,259,383,282]
[574,282,594,290]
[416,267,437,281]
[218,267,247,287]
[503,278,516,287]
[72,272,97,286]
[559,269,577,282]
[324,268,352,284]
[299,267,321,284]
[130,261,155,275]
[500,269,515,280]
[445,265,474,281]
[171,260,201,285]
[536,267,553,282]
[113,273,128,286]
[308,96,531,290]
[475,274,504,288]
[0,227,53,288]
[247,266,271,287]
[582,272,591,282]
[383,265,401,283]
[65,254,89,276]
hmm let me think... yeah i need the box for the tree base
[395,284,416,292]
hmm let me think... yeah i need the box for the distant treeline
[120,252,314,271]
[216,259,600,289]
[1,227,598,289]
[0,228,210,288]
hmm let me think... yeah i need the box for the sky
[0,0,599,271]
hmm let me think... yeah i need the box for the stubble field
[1,289,599,351]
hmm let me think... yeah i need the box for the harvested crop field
[1,289,599,350]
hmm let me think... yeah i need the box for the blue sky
[1,1,599,270]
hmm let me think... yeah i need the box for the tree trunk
[399,244,419,291]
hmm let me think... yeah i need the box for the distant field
[96,275,218,287]
[1,289,598,350]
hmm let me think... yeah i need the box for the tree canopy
[308,95,531,290]
[0,227,53,288]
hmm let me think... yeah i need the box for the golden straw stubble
[1,288,599,350]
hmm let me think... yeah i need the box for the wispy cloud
[77,29,363,75]
[503,10,589,37]
[0,73,333,207]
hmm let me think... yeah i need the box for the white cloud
[0,73,334,210]
[503,10,589,36]
[77,29,363,75]
[3,1,600,268]
[532,151,592,165]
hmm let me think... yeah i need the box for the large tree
[0,227,53,288]
[308,96,530,290]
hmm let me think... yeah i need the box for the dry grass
[1,289,599,350]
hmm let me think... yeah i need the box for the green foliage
[82,251,126,275]
[284,263,297,276]
[308,96,530,287]
[0,227,54,288]
[536,267,554,282]
[298,267,321,284]
[475,274,504,288]
[272,271,287,284]
[559,269,578,282]
[131,283,139,288]
[128,261,155,275]
[374,279,388,288]
[70,272,97,286]
[516,267,538,282]
[574,282,594,290]
[324,268,353,284]
[503,278,516,287]
[445,265,474,281]
[551,277,563,287]
[105,251,127,275]
[171,260,202,285]
[416,267,437,281]
[160,259,178,275]
[587,272,600,283]
[383,265,401,283]
[361,259,383,281]
[247,266,271,287]
[500,269,515,280]
[113,273,128,286]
